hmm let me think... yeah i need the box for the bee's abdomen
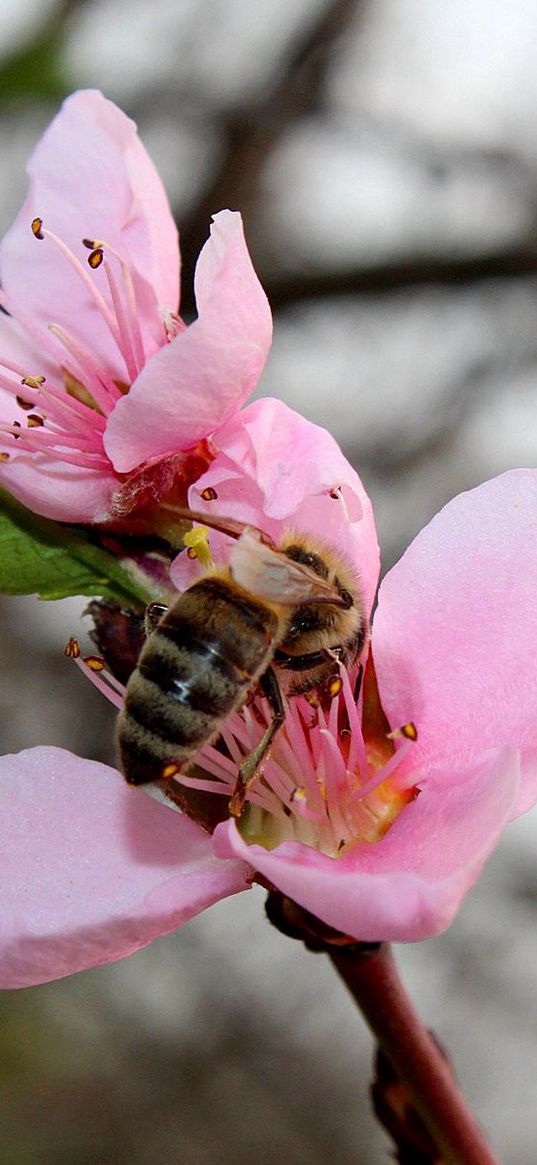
[118,576,279,786]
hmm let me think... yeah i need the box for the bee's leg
[229,667,285,817]
[144,602,168,637]
[274,646,343,671]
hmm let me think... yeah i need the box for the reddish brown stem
[329,943,499,1165]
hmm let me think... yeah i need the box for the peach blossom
[0,91,271,523]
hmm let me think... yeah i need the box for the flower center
[172,660,417,857]
[0,218,176,475]
[69,638,417,860]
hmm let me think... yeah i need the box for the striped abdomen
[118,575,281,786]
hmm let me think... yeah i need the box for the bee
[117,509,367,815]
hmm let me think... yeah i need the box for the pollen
[183,524,213,569]
[83,655,105,672]
[64,636,80,658]
[20,376,46,389]
[162,762,180,780]
[388,721,418,742]
[326,675,343,699]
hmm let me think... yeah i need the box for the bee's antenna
[160,504,277,548]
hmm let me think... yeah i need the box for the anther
[326,675,343,699]
[64,636,80,658]
[83,655,105,671]
[201,487,218,501]
[31,217,44,240]
[27,414,44,428]
[183,525,213,569]
[0,452,10,462]
[387,721,418,742]
[88,248,104,270]
[12,421,21,439]
[329,487,341,499]
[16,396,34,411]
[82,238,102,250]
[21,375,46,389]
[162,762,180,780]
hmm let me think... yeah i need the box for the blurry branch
[264,249,537,309]
[178,0,359,315]
[0,0,80,101]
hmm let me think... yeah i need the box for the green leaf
[0,490,153,607]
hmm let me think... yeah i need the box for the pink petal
[0,90,179,379]
[0,748,250,987]
[373,469,537,816]
[213,749,519,942]
[0,310,61,383]
[0,446,117,523]
[104,211,272,471]
[171,399,380,616]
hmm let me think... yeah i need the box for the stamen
[162,762,180,780]
[159,308,186,342]
[101,259,139,381]
[201,487,218,501]
[0,421,111,468]
[83,655,105,672]
[354,738,415,802]
[67,645,125,710]
[85,237,145,371]
[0,422,102,451]
[183,525,213,569]
[387,721,418,742]
[48,324,122,412]
[35,381,107,436]
[173,772,232,797]
[21,375,46,389]
[32,221,119,342]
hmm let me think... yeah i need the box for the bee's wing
[230,530,347,607]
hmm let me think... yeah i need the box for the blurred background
[2,1,537,1161]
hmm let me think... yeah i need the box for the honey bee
[117,509,367,815]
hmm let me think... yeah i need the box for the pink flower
[0,90,272,523]
[1,399,536,987]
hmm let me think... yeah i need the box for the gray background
[1,2,537,1161]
